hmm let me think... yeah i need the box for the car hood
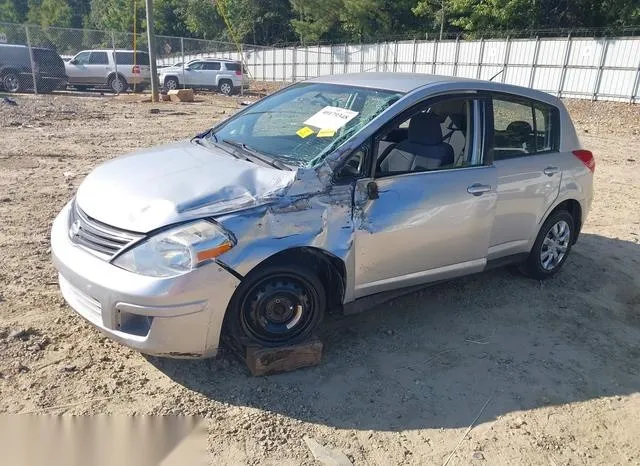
[75,140,297,232]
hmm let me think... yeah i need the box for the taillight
[573,150,595,173]
[132,65,140,74]
[235,69,242,76]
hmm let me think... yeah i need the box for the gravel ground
[0,90,639,465]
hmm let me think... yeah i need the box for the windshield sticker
[304,106,359,131]
[316,128,336,138]
[296,126,315,138]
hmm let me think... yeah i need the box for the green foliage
[291,0,342,43]
[0,0,638,45]
[413,0,640,36]
[28,0,72,27]
[291,0,424,43]
[88,0,146,33]
[0,0,22,22]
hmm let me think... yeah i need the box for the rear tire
[108,74,127,93]
[218,79,233,96]
[521,210,575,280]
[2,72,21,93]
[226,264,326,347]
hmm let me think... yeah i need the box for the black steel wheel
[228,265,325,347]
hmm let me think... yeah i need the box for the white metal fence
[1,22,639,102]
[217,37,640,103]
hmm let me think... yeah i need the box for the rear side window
[114,52,150,65]
[89,51,108,65]
[203,62,221,70]
[492,96,559,160]
[225,62,247,73]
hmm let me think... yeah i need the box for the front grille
[69,203,144,259]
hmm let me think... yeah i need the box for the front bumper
[51,202,240,358]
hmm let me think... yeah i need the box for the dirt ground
[0,88,639,466]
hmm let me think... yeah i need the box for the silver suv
[51,73,594,358]
[159,58,250,95]
[65,49,151,92]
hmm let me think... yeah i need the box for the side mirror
[367,181,379,200]
[183,66,191,71]
[69,59,77,65]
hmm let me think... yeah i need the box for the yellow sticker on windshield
[317,128,336,138]
[296,127,314,138]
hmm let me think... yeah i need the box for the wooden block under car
[244,337,323,376]
[167,88,194,102]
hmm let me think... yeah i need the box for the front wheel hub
[240,275,316,345]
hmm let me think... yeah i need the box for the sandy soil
[0,89,639,465]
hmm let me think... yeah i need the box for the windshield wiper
[193,131,245,161]
[222,139,290,171]
[194,128,218,143]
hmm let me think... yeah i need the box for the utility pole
[440,0,445,41]
[145,0,159,102]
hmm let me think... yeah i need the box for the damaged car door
[352,95,498,298]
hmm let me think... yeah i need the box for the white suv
[159,58,250,95]
[65,49,151,93]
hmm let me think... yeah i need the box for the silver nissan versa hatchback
[51,73,594,358]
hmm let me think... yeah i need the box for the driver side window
[73,52,90,65]
[375,97,477,176]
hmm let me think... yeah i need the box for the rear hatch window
[33,48,65,75]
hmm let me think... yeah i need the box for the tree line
[1,0,639,45]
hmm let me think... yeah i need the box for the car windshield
[209,82,403,167]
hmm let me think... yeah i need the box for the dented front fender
[215,163,357,302]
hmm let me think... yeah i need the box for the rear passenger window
[492,97,558,160]
[203,62,221,70]
[89,52,108,65]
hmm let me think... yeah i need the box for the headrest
[409,112,443,145]
[448,113,467,132]
[506,121,532,136]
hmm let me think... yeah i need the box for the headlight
[113,220,234,278]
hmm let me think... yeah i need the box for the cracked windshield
[211,82,403,166]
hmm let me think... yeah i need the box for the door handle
[543,166,559,176]
[467,184,492,196]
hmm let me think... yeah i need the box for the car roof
[188,57,239,63]
[79,49,148,53]
[307,72,561,105]
[0,44,27,48]
[308,72,483,93]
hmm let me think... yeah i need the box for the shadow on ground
[149,233,640,431]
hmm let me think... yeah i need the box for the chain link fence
[0,22,245,95]
[1,22,640,102]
